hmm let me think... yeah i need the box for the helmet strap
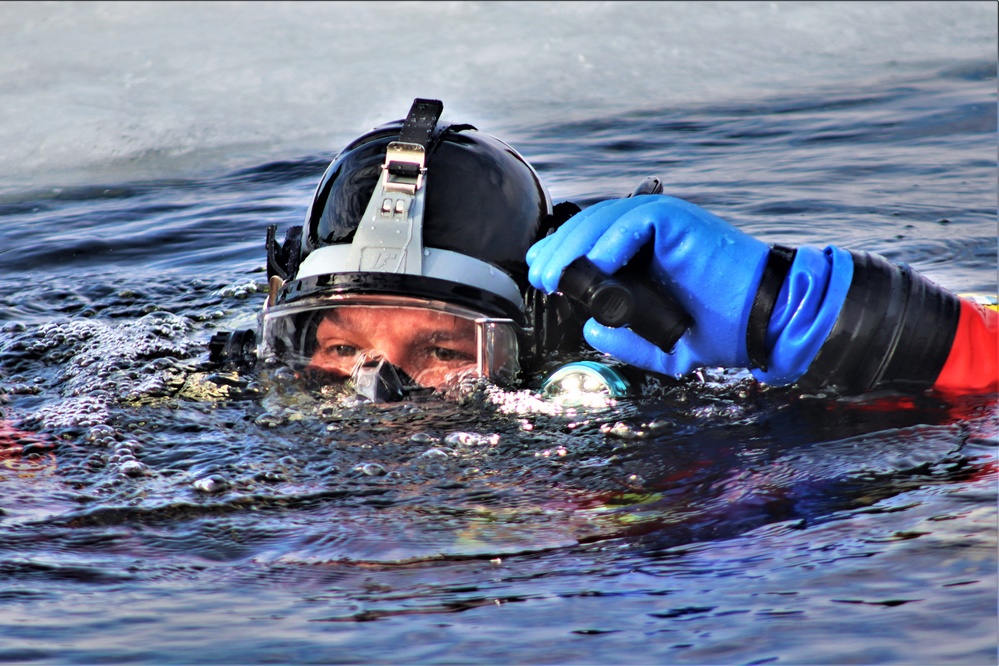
[396,98,445,147]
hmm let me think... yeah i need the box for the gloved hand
[528,195,771,378]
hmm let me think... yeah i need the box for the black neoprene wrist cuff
[797,251,960,393]
[746,244,797,371]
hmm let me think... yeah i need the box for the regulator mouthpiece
[351,356,410,403]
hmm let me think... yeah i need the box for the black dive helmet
[257,98,582,385]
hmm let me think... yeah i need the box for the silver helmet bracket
[343,98,443,275]
[343,140,427,274]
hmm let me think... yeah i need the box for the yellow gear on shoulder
[959,293,999,312]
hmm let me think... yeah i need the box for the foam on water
[1,1,995,194]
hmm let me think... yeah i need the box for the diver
[211,98,997,401]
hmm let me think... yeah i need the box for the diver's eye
[430,347,474,363]
[327,344,359,358]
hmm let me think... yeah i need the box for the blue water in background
[0,3,996,663]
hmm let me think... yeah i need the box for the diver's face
[307,307,478,389]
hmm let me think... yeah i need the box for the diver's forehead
[319,306,476,333]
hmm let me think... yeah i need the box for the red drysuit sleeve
[933,299,998,393]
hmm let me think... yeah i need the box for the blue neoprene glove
[527,195,853,384]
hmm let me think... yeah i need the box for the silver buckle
[382,141,426,195]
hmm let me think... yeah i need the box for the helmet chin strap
[344,98,444,275]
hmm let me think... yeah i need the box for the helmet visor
[259,295,520,390]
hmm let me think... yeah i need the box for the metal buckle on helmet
[343,144,427,275]
[382,141,426,195]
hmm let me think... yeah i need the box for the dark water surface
[0,62,996,664]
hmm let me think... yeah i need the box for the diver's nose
[365,345,405,368]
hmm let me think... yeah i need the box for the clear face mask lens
[259,298,521,390]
